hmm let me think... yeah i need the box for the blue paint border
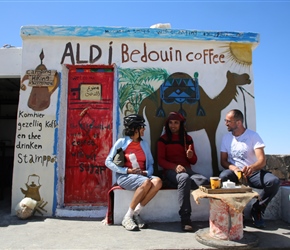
[21,26,259,43]
[52,72,62,215]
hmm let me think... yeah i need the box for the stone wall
[265,155,290,181]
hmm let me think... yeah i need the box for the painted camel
[138,70,251,176]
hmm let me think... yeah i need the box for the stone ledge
[55,206,107,218]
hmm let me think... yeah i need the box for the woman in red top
[106,114,162,231]
[157,112,209,232]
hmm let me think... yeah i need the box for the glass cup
[210,177,221,189]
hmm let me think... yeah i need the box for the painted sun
[224,43,252,67]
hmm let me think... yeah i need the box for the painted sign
[80,84,102,101]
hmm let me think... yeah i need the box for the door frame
[55,64,118,211]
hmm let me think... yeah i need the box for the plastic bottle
[129,153,140,169]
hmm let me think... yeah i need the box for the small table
[192,188,259,241]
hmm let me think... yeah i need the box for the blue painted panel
[21,26,259,43]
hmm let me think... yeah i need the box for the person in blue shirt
[105,114,162,231]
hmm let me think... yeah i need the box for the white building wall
[10,26,259,217]
[0,47,22,77]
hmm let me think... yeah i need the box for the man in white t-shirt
[219,109,280,228]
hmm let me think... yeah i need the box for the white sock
[134,203,144,215]
[124,207,134,218]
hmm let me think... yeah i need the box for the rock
[265,155,290,180]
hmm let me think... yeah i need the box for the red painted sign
[65,65,113,206]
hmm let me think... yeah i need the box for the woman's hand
[128,168,142,175]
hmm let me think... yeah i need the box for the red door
[65,65,113,206]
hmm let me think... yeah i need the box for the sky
[1,0,289,155]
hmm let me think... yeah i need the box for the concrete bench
[113,189,209,224]
[113,186,289,225]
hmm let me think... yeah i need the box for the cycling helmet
[124,114,146,128]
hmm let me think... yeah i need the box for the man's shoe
[251,208,265,228]
[181,220,193,232]
[133,214,148,229]
[122,216,139,231]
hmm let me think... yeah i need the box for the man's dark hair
[230,109,244,123]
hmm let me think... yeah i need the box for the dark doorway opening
[0,77,19,204]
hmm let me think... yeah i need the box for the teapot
[222,180,235,189]
[20,174,41,201]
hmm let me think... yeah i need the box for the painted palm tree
[118,68,169,114]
